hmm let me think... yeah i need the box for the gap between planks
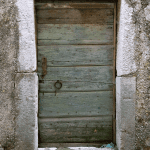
[37,43,114,45]
[39,90,113,93]
[37,64,113,67]
[38,115,113,121]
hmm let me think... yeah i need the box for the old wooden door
[36,0,116,147]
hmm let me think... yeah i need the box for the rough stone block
[15,0,36,72]
[15,73,38,150]
[116,77,136,150]
[116,0,137,76]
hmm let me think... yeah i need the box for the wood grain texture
[37,66,113,82]
[38,40,113,45]
[39,127,112,143]
[35,3,114,9]
[39,91,113,117]
[39,80,113,92]
[39,116,112,128]
[39,119,112,143]
[36,1,115,144]
[37,9,114,24]
[37,24,113,44]
[37,45,114,66]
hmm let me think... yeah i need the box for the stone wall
[0,0,38,150]
[117,0,150,149]
[0,0,150,150]
[0,0,18,149]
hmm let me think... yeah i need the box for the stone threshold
[38,147,118,150]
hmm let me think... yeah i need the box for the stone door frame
[14,0,136,150]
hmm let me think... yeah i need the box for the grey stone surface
[14,73,38,150]
[15,0,36,72]
[116,77,136,150]
[116,0,137,76]
[0,1,18,149]
[144,4,150,21]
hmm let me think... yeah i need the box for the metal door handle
[54,80,62,89]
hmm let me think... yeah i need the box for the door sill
[38,143,118,150]
[38,147,117,150]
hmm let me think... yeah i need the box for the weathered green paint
[38,45,114,66]
[37,66,113,83]
[35,3,114,9]
[37,1,114,144]
[37,9,114,24]
[39,126,112,143]
[37,24,113,44]
[39,117,112,143]
[39,116,112,128]
[39,91,113,117]
[39,81,113,92]
[38,39,113,45]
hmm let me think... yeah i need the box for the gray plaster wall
[117,0,150,149]
[0,0,18,149]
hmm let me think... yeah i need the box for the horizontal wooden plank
[37,18,113,24]
[39,91,113,117]
[39,116,112,129]
[38,45,114,66]
[38,142,109,148]
[38,40,113,45]
[37,9,114,24]
[37,9,114,19]
[35,3,114,9]
[39,81,113,92]
[39,128,112,143]
[39,125,112,143]
[37,24,113,44]
[37,66,113,82]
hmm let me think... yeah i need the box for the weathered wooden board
[38,45,114,66]
[37,24,113,44]
[39,116,112,129]
[39,118,112,143]
[37,9,114,24]
[35,3,114,9]
[36,1,115,144]
[37,66,113,82]
[39,127,112,143]
[39,91,113,117]
[39,80,113,92]
[38,40,113,45]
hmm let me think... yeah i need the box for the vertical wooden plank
[113,2,117,144]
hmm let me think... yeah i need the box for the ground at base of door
[38,147,118,150]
